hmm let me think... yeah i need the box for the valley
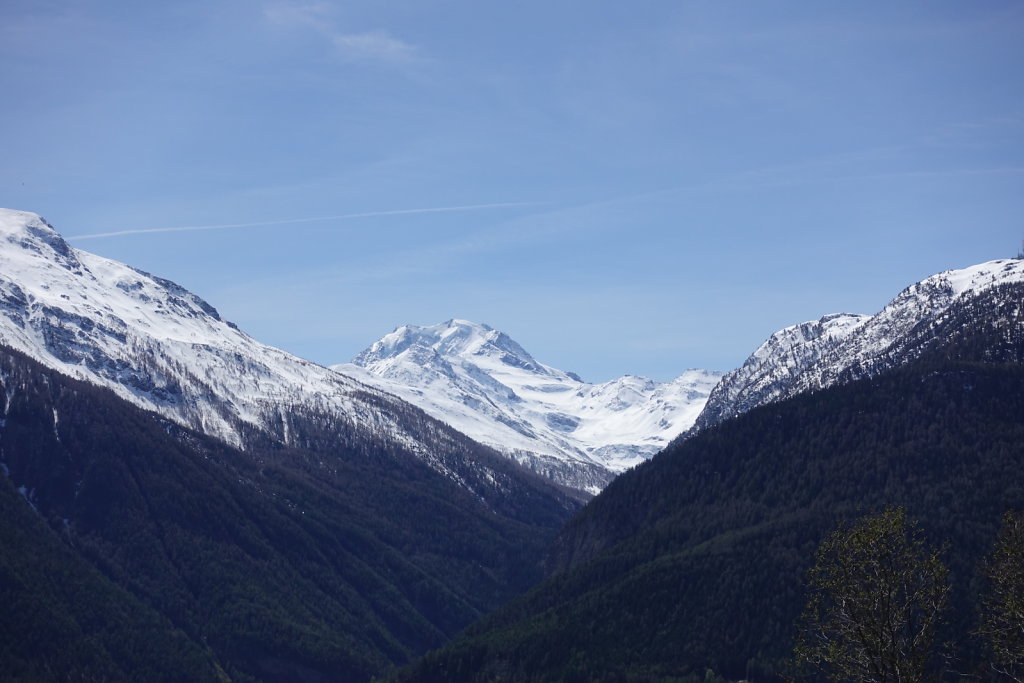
[1,208,1022,681]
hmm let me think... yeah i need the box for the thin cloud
[68,202,541,240]
[334,31,418,64]
[262,2,332,31]
[260,197,633,288]
[263,2,421,66]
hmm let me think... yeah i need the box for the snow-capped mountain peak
[0,209,563,509]
[0,210,364,445]
[338,319,723,492]
[1,210,85,274]
[692,258,1024,433]
[0,209,64,245]
[356,319,550,378]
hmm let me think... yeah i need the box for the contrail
[68,202,540,240]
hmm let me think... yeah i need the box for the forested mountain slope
[0,345,579,682]
[0,466,224,681]
[389,282,1024,682]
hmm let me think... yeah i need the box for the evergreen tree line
[0,345,579,682]
[387,311,1024,682]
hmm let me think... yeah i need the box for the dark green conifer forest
[388,286,1024,682]
[0,346,578,681]
[3,284,1022,681]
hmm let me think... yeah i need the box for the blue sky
[3,1,1023,381]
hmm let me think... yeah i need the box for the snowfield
[0,209,462,470]
[0,208,716,494]
[336,319,722,492]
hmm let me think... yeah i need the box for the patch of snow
[336,319,724,484]
[0,208,473,486]
[694,258,1024,432]
[17,484,37,512]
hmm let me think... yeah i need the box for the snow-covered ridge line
[692,258,1024,433]
[0,208,502,485]
[336,318,723,492]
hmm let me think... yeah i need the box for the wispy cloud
[262,2,420,66]
[68,202,541,240]
[333,31,418,64]
[262,2,333,31]
[256,195,638,288]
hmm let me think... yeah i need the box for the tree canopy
[978,510,1024,682]
[793,507,950,682]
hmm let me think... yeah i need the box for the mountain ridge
[387,279,1024,682]
[0,208,578,509]
[336,318,722,493]
[690,258,1024,435]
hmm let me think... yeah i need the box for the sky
[2,1,1023,382]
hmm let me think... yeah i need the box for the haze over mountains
[5,207,1019,497]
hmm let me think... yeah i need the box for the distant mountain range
[337,320,721,493]
[0,209,721,495]
[334,259,1024,494]
[8,207,1018,499]
[0,209,580,504]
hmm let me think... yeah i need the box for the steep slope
[0,469,222,682]
[0,208,569,508]
[337,319,721,492]
[388,282,1024,682]
[692,258,1024,433]
[0,344,578,681]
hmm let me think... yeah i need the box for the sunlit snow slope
[336,320,722,492]
[0,209,555,498]
[693,258,1024,433]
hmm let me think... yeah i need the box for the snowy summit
[0,209,553,505]
[693,258,1024,434]
[335,319,722,492]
